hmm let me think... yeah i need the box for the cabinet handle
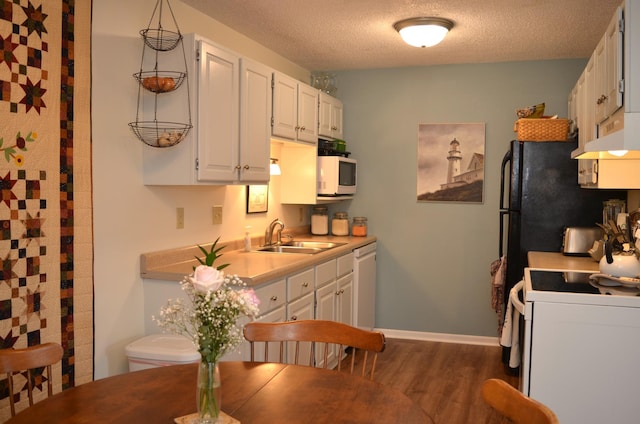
[243,164,250,170]
[302,282,309,288]
[295,125,300,130]
[235,165,241,170]
[300,126,306,131]
[596,94,608,105]
[335,290,341,296]
[270,295,278,301]
[291,315,298,321]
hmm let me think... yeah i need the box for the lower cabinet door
[287,293,314,364]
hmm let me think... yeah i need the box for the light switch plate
[212,206,223,225]
[176,207,184,229]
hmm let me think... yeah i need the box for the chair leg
[7,373,16,417]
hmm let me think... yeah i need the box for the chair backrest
[243,320,385,379]
[481,378,559,424]
[0,343,64,416]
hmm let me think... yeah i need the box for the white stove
[518,267,640,424]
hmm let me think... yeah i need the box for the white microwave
[317,156,357,196]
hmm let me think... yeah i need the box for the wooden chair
[243,320,385,379]
[481,378,559,424]
[0,343,64,416]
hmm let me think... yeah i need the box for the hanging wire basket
[134,70,186,93]
[140,28,182,51]
[129,121,192,148]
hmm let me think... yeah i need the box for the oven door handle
[509,280,525,315]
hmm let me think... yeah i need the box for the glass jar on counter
[351,217,368,237]
[311,206,329,235]
[331,212,349,236]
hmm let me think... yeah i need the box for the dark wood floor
[347,338,520,423]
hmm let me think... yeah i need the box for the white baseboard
[376,328,500,346]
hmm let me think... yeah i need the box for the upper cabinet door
[331,99,344,140]
[604,6,624,117]
[318,93,333,137]
[297,83,319,143]
[272,73,298,140]
[197,41,239,182]
[319,92,344,140]
[239,58,272,182]
[594,36,607,124]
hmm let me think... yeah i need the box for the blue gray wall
[331,59,586,337]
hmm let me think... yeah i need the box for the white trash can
[125,334,200,371]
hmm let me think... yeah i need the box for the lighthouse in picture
[446,138,462,184]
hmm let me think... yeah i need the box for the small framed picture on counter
[246,185,268,213]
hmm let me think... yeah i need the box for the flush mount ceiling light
[393,17,454,48]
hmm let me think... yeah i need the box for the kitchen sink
[285,241,345,249]
[256,241,346,254]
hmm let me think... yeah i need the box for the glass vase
[196,361,221,424]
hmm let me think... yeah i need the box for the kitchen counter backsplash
[141,226,376,286]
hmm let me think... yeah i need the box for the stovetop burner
[529,270,600,294]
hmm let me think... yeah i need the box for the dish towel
[500,280,524,368]
[490,256,507,333]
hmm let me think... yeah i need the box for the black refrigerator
[499,138,626,303]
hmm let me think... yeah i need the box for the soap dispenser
[244,226,252,252]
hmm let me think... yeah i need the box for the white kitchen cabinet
[315,259,337,323]
[272,72,319,144]
[571,2,640,163]
[575,56,598,186]
[142,34,271,185]
[315,259,338,368]
[287,267,315,302]
[336,273,353,327]
[286,292,314,364]
[336,253,354,327]
[246,305,287,362]
[196,41,240,182]
[603,6,624,120]
[198,43,271,183]
[237,57,272,182]
[318,92,344,140]
[253,278,286,315]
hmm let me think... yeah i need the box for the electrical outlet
[212,206,223,225]
[176,207,184,229]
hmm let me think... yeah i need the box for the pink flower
[189,265,225,293]
[239,288,261,308]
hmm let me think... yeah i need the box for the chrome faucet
[264,219,285,246]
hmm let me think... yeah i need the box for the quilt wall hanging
[0,0,92,418]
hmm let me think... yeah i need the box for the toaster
[562,227,603,256]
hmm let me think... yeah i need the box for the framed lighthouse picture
[416,123,485,203]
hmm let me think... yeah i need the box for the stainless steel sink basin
[256,241,346,254]
[285,241,346,249]
[257,246,326,254]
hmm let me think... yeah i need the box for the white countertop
[527,251,599,272]
[140,234,376,286]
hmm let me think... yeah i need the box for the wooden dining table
[6,361,432,423]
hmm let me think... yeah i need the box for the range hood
[571,112,640,159]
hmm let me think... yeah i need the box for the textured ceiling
[180,0,622,71]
